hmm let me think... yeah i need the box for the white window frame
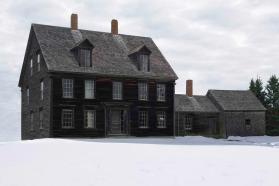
[39,109,43,129]
[138,82,148,101]
[62,79,73,98]
[27,88,29,105]
[40,80,44,100]
[157,83,166,102]
[139,111,148,128]
[37,54,40,72]
[139,54,149,72]
[157,111,166,128]
[113,81,122,100]
[30,112,34,131]
[62,109,74,129]
[84,110,96,129]
[184,115,193,131]
[30,59,33,76]
[85,80,95,99]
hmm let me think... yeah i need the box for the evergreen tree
[265,75,279,110]
[249,77,266,106]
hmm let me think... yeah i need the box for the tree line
[249,75,279,135]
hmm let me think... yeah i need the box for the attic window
[79,49,91,67]
[139,54,149,72]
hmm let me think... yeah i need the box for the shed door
[110,110,122,134]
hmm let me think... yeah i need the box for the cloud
[0,0,278,140]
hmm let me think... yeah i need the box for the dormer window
[139,54,149,72]
[71,38,94,67]
[79,49,91,67]
[128,45,151,72]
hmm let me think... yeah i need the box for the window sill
[139,127,149,129]
[84,127,97,129]
[157,126,166,129]
[84,98,95,100]
[61,127,75,129]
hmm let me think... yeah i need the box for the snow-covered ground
[0,136,279,186]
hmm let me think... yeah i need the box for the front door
[110,110,122,135]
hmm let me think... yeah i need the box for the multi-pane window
[113,81,122,100]
[157,84,166,101]
[37,54,40,72]
[80,49,91,67]
[39,109,43,129]
[62,109,74,128]
[84,110,96,128]
[30,59,33,76]
[138,82,148,100]
[139,111,148,128]
[139,54,149,72]
[62,79,73,98]
[184,115,193,131]
[157,111,166,128]
[40,80,44,100]
[85,80,95,99]
[30,112,34,131]
[26,88,29,105]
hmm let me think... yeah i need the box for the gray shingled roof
[175,94,219,113]
[207,90,266,111]
[32,24,178,80]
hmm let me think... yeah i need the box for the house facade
[18,14,177,139]
[175,80,266,137]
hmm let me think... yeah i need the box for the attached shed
[207,90,266,137]
[175,94,219,136]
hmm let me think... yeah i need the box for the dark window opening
[245,119,251,130]
[139,54,149,72]
[79,49,91,67]
[184,115,193,131]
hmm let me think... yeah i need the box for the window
[30,59,33,76]
[40,80,44,100]
[79,49,91,67]
[30,112,34,131]
[113,81,122,100]
[62,79,73,98]
[138,82,148,100]
[245,119,251,130]
[62,109,74,128]
[139,111,148,128]
[26,88,29,105]
[85,80,95,99]
[157,84,166,101]
[139,54,149,72]
[84,110,96,128]
[37,54,40,72]
[184,115,193,131]
[39,109,43,129]
[157,111,166,128]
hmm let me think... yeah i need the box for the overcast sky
[1,0,279,140]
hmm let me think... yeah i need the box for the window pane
[37,54,40,71]
[80,49,91,67]
[30,112,34,131]
[39,110,43,129]
[157,111,166,128]
[40,80,44,100]
[139,111,148,128]
[85,80,95,99]
[85,110,96,128]
[27,88,29,104]
[62,109,74,128]
[140,54,149,72]
[63,79,73,98]
[138,82,148,100]
[157,84,166,101]
[184,116,193,130]
[30,59,33,76]
[113,81,122,100]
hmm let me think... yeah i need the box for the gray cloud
[0,0,278,140]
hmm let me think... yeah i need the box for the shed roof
[207,90,266,111]
[175,94,219,113]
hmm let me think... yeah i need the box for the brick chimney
[111,19,118,34]
[71,14,78,30]
[186,80,193,97]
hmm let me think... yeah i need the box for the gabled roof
[128,44,151,55]
[28,23,178,80]
[175,94,219,113]
[71,38,94,50]
[207,90,266,111]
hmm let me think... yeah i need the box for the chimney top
[71,14,78,30]
[186,80,193,97]
[111,19,118,34]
